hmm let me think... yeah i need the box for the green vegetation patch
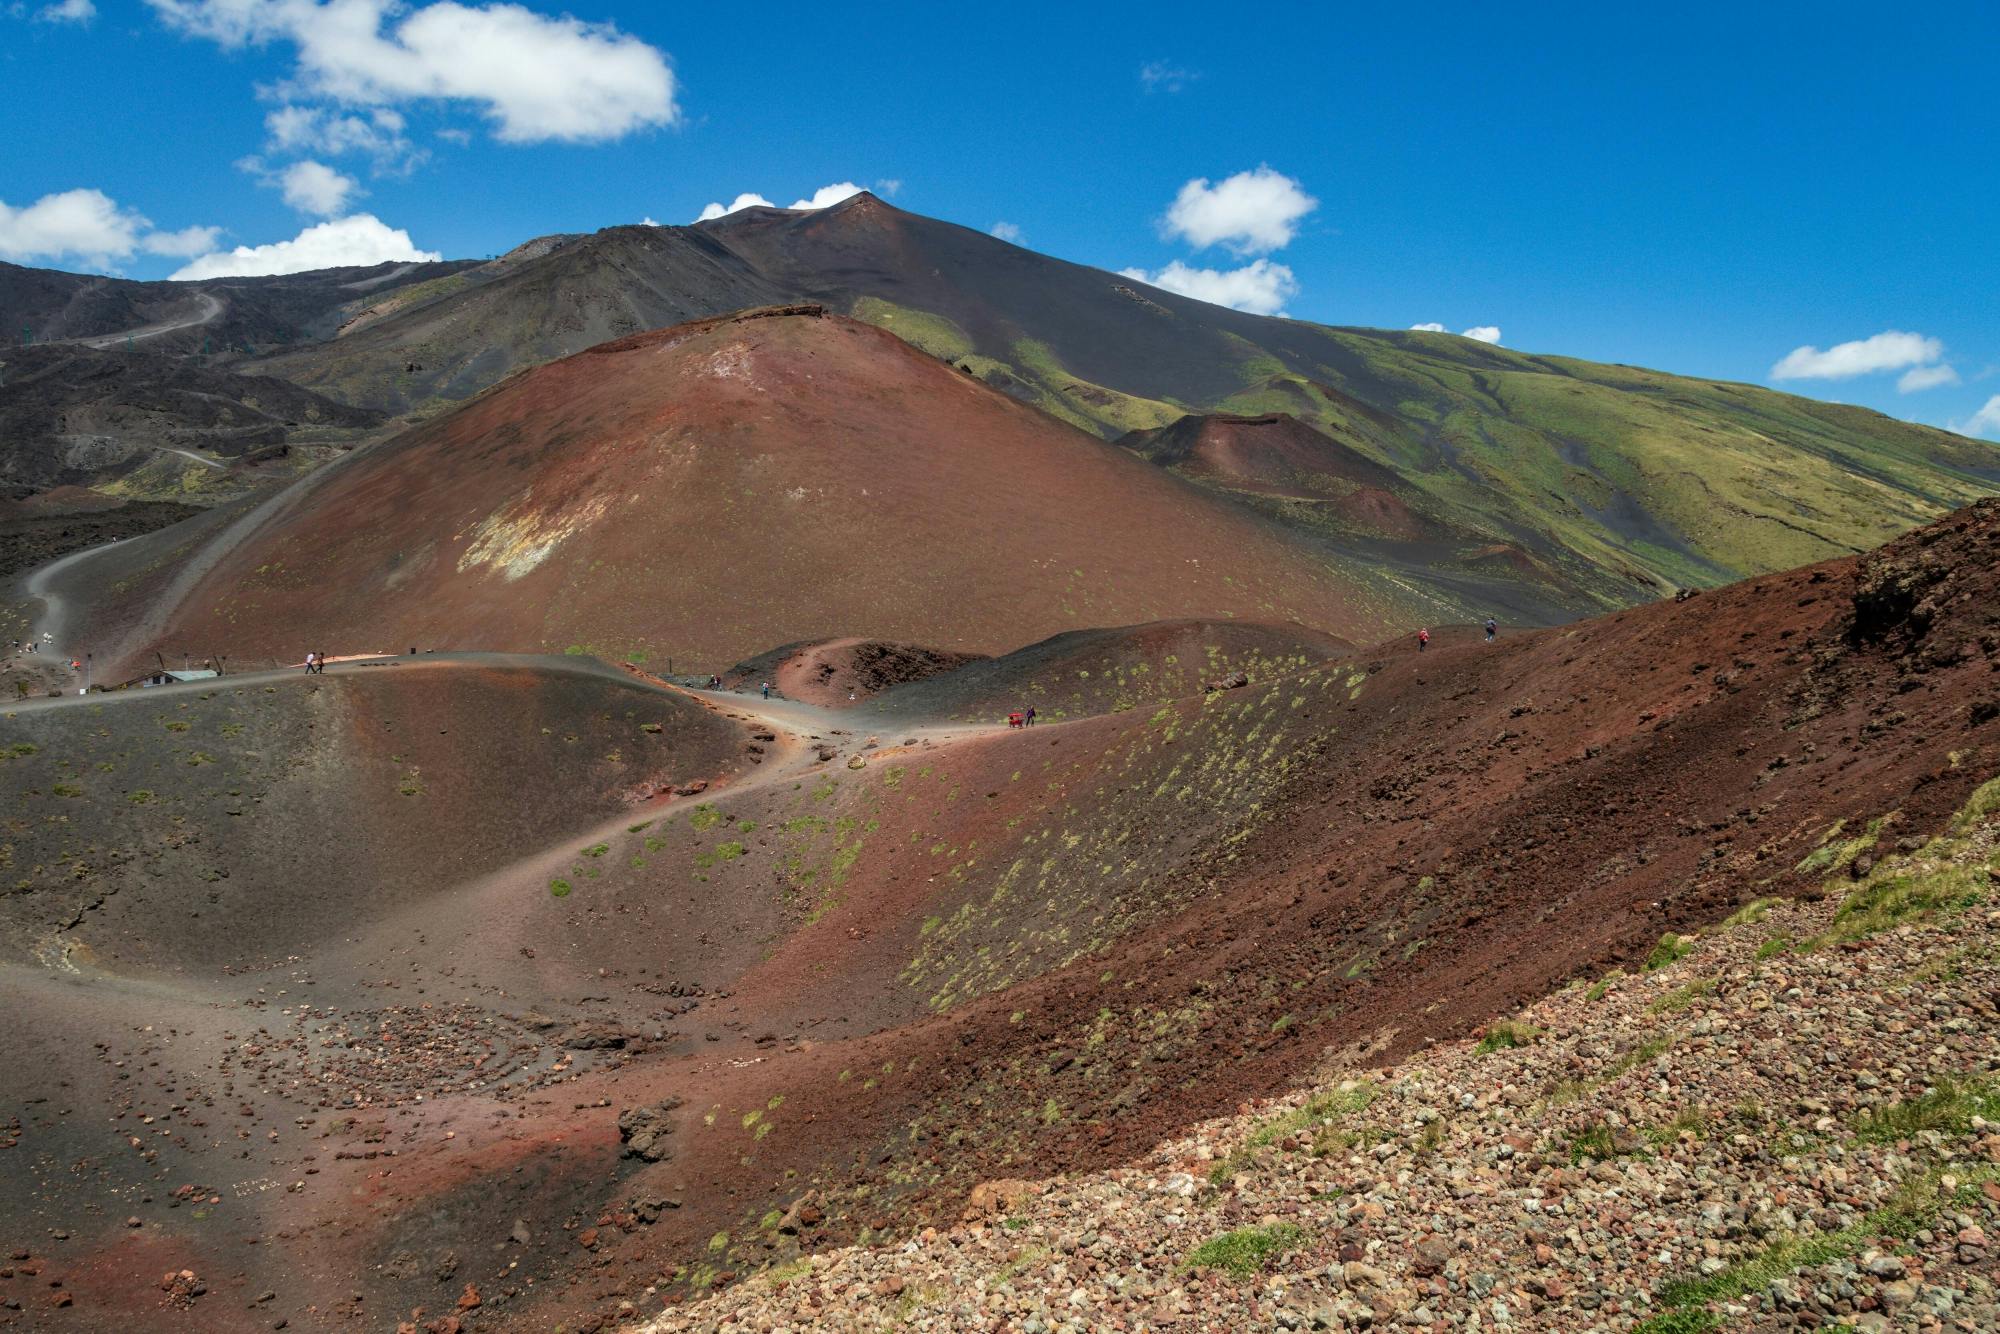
[1638,1165,2000,1333]
[1853,1075,2000,1143]
[1474,1018,1543,1055]
[1209,1083,1374,1186]
[1186,1223,1304,1279]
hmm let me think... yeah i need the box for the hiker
[304,651,316,675]
[1418,629,1430,652]
[1008,711,1024,729]
[761,681,771,700]
[1025,706,1037,726]
[1484,618,1497,643]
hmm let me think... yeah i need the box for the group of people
[8,634,51,656]
[302,651,329,674]
[1006,706,1038,728]
[1417,618,1500,652]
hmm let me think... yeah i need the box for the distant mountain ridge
[6,194,1996,626]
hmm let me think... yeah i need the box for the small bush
[1644,933,1694,971]
[1854,1076,2000,1143]
[1474,1018,1542,1055]
[1822,864,1987,944]
[1185,1223,1304,1279]
[549,878,573,897]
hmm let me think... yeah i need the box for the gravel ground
[630,785,2000,1333]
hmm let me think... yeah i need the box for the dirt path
[74,292,224,349]
[20,533,135,660]
[150,444,224,470]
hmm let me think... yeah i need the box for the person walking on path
[1026,706,1037,726]
[1484,618,1497,643]
[304,652,316,675]
[1418,628,1430,652]
[761,681,771,700]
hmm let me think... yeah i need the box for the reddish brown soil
[106,308,1390,681]
[721,636,988,709]
[1120,412,1441,543]
[862,617,1352,723]
[3,503,1996,1334]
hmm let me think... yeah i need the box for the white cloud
[36,0,96,22]
[990,221,1023,243]
[1770,330,1944,381]
[171,213,438,279]
[695,182,865,222]
[874,178,902,198]
[141,224,225,257]
[696,192,775,222]
[1139,60,1196,93]
[1162,166,1316,255]
[1954,395,2000,440]
[790,181,862,210]
[1897,363,1960,393]
[0,187,217,269]
[264,105,414,166]
[1410,322,1502,344]
[1118,259,1298,316]
[278,159,360,216]
[640,215,660,227]
[148,0,677,144]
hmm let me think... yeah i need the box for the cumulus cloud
[0,187,217,269]
[277,159,360,215]
[1139,60,1196,93]
[1954,395,2000,440]
[695,183,864,222]
[1770,330,1945,381]
[36,0,96,22]
[1118,259,1298,316]
[1162,166,1316,255]
[790,181,862,210]
[1410,322,1502,343]
[171,213,438,279]
[1897,363,1960,393]
[148,0,677,144]
[265,105,415,166]
[696,192,775,222]
[990,222,1023,243]
[143,224,226,257]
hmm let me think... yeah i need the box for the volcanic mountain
[93,306,1404,676]
[250,193,2000,613]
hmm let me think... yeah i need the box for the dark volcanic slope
[117,307,1402,676]
[0,655,746,971]
[0,343,383,493]
[253,225,787,410]
[1,256,479,355]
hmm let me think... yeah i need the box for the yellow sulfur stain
[456,493,610,581]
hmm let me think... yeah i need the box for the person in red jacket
[1418,628,1430,652]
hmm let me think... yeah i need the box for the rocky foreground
[631,780,2000,1333]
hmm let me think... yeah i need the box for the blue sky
[3,1,1997,438]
